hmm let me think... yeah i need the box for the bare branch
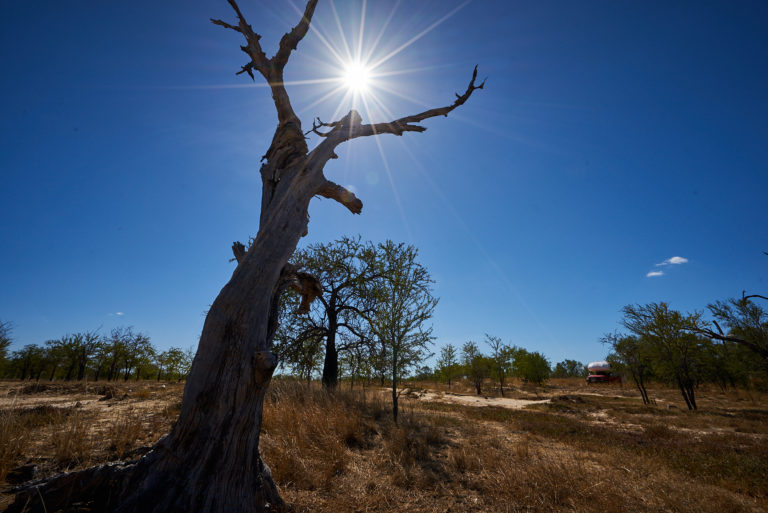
[309,66,484,165]
[306,117,341,138]
[273,0,319,69]
[743,292,768,302]
[212,0,269,77]
[210,18,242,33]
[381,65,486,128]
[236,64,256,81]
[712,320,726,338]
[693,325,768,359]
[316,179,363,214]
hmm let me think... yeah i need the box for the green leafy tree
[412,365,434,381]
[73,332,101,381]
[369,241,437,423]
[154,347,189,381]
[603,333,653,404]
[462,341,492,395]
[179,346,195,380]
[120,330,153,381]
[44,338,73,380]
[0,321,13,369]
[436,343,461,388]
[91,339,112,381]
[697,336,751,391]
[622,303,707,410]
[13,344,44,380]
[511,348,550,385]
[551,359,586,379]
[274,236,380,389]
[705,297,768,375]
[278,325,325,385]
[486,334,513,396]
[103,327,131,381]
[340,336,375,388]
[0,320,12,373]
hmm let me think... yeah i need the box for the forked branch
[212,0,317,123]
[273,0,319,69]
[212,0,318,79]
[211,0,269,80]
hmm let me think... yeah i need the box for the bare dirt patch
[409,389,551,409]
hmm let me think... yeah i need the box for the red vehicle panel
[586,373,621,384]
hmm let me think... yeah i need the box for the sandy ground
[409,390,551,409]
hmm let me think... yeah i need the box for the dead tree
[8,1,483,511]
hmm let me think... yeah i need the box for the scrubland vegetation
[1,377,766,512]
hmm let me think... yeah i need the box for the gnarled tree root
[6,449,285,513]
[6,460,135,513]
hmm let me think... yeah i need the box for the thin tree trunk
[392,376,398,424]
[676,376,693,410]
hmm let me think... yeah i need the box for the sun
[342,61,372,94]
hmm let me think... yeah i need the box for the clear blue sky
[1,0,766,365]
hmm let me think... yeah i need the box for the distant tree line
[272,237,590,403]
[0,325,194,382]
[604,296,768,410]
[432,335,576,394]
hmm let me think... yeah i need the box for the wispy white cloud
[116,312,124,316]
[646,270,664,278]
[656,256,688,266]
[108,312,125,317]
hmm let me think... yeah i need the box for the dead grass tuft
[0,410,29,483]
[107,409,144,458]
[50,411,92,469]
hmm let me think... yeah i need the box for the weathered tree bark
[8,1,482,511]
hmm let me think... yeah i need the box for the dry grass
[0,410,30,484]
[1,378,766,513]
[0,380,180,502]
[106,408,145,459]
[50,410,92,469]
